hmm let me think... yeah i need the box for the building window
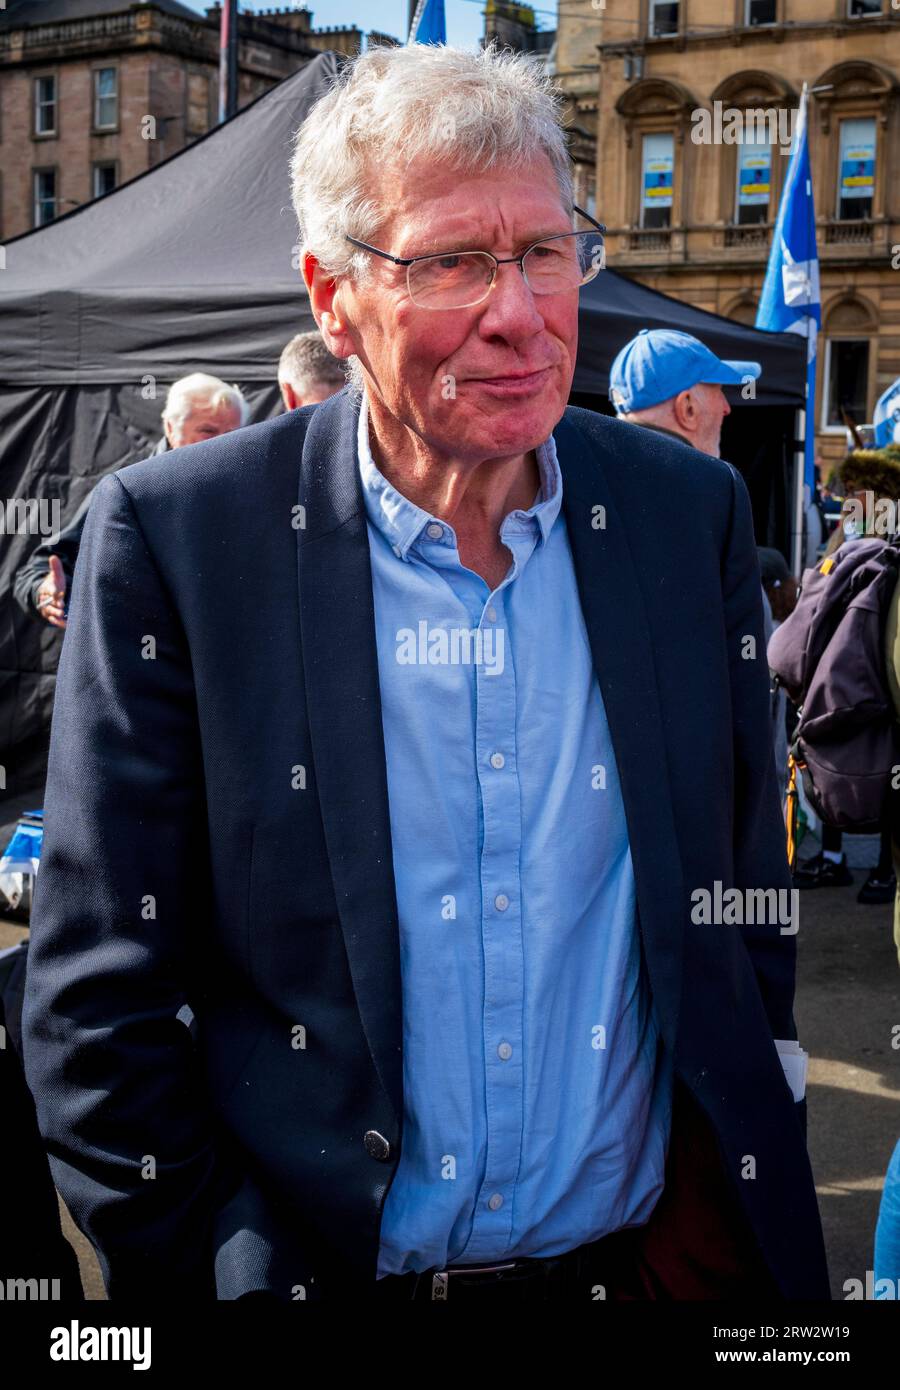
[94,68,118,129]
[822,338,870,431]
[34,76,57,136]
[92,162,117,199]
[640,132,674,229]
[736,139,771,224]
[33,168,57,226]
[649,1,679,37]
[848,1,882,15]
[836,117,875,219]
[746,0,777,23]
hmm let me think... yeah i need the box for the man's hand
[35,555,67,628]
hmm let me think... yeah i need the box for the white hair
[162,373,250,429]
[290,43,575,400]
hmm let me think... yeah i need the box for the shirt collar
[357,387,562,561]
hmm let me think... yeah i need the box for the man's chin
[448,396,565,459]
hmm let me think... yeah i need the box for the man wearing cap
[609,328,761,460]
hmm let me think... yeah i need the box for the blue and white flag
[756,85,820,490]
[408,0,446,44]
[874,377,900,448]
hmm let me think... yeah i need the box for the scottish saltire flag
[408,0,446,44]
[874,377,900,448]
[756,85,820,491]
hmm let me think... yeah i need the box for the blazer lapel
[295,390,404,1125]
[555,412,685,1053]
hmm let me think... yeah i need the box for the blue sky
[183,2,557,51]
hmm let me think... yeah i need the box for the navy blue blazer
[21,389,830,1300]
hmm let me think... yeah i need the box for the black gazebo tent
[0,50,805,803]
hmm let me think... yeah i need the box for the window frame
[847,0,883,18]
[32,165,58,228]
[92,66,118,133]
[834,115,876,221]
[92,161,118,200]
[648,0,680,39]
[744,0,778,26]
[820,336,872,434]
[734,138,773,225]
[639,130,675,230]
[33,74,58,138]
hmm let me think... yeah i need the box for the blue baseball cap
[609,328,761,414]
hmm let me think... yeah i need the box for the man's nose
[722,393,732,416]
[478,260,547,334]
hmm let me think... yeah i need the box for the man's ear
[280,382,297,412]
[672,389,698,436]
[302,251,358,361]
[163,416,175,447]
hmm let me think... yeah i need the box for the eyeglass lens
[407,230,605,309]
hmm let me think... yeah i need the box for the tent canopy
[0,52,341,385]
[575,271,805,410]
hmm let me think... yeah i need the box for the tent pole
[791,406,806,578]
[218,0,239,125]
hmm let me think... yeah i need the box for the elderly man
[13,373,247,628]
[609,327,761,459]
[23,44,828,1303]
[278,330,345,410]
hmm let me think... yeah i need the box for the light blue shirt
[357,392,673,1277]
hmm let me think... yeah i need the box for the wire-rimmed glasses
[345,205,606,310]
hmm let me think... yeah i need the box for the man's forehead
[393,198,571,255]
[375,157,568,249]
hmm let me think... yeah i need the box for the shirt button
[486,605,497,621]
[495,893,509,912]
[489,752,505,769]
[426,522,443,539]
[363,1130,392,1162]
[498,1042,513,1060]
[488,1193,504,1211]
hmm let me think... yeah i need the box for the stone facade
[586,0,900,465]
[0,2,398,242]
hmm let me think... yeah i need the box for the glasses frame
[344,204,606,310]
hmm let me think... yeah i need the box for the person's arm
[21,472,247,1298]
[12,492,92,624]
[721,465,797,1042]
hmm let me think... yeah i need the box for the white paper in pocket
[774,1038,808,1102]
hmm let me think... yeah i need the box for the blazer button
[364,1130,391,1161]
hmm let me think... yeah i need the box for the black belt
[374,1227,635,1302]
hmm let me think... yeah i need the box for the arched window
[707,71,798,248]
[615,78,698,250]
[723,293,759,327]
[820,296,877,433]
[813,61,898,246]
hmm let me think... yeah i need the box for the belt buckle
[431,1260,518,1301]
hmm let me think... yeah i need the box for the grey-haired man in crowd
[13,374,248,628]
[278,331,346,411]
